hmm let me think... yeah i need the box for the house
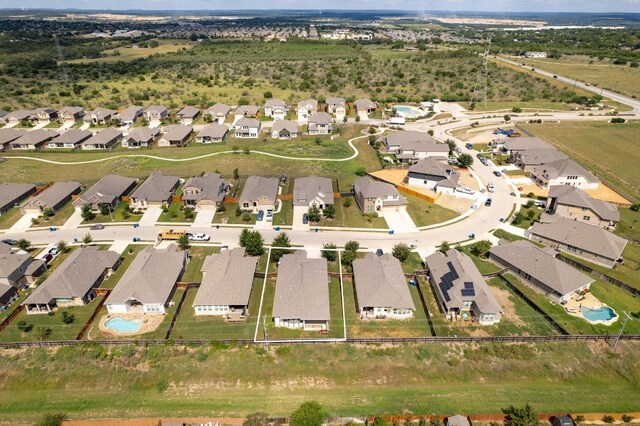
[239,176,280,213]
[176,106,201,124]
[195,123,229,143]
[529,214,627,268]
[204,103,231,124]
[380,131,449,163]
[30,108,58,123]
[3,109,31,125]
[129,171,180,210]
[425,249,502,325]
[234,105,260,118]
[47,129,92,149]
[308,112,333,135]
[57,107,85,123]
[182,173,227,210]
[354,98,376,114]
[493,136,554,154]
[446,416,471,426]
[144,105,169,121]
[0,183,36,214]
[406,158,459,194]
[106,244,185,315]
[273,251,330,331]
[85,107,117,125]
[234,117,261,139]
[531,158,600,190]
[271,120,299,139]
[0,128,24,150]
[73,174,136,212]
[325,97,347,116]
[297,99,318,121]
[121,127,160,148]
[293,175,334,210]
[158,124,193,147]
[525,51,547,58]
[193,248,258,318]
[264,99,289,120]
[119,105,144,125]
[352,252,416,320]
[354,177,407,216]
[489,240,594,303]
[81,128,122,150]
[0,253,46,308]
[23,247,120,314]
[513,148,569,171]
[21,181,81,215]
[546,185,619,229]
[10,129,59,150]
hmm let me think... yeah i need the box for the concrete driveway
[8,213,37,233]
[193,209,215,227]
[380,208,418,233]
[139,207,163,227]
[61,209,84,230]
[292,205,309,231]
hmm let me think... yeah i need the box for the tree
[470,240,492,258]
[392,243,411,262]
[16,239,31,251]
[263,91,273,99]
[307,205,322,223]
[233,168,240,180]
[271,232,292,263]
[34,326,52,341]
[512,106,523,113]
[344,240,360,252]
[446,139,456,154]
[242,212,252,222]
[526,209,536,220]
[355,166,367,176]
[512,212,525,226]
[56,240,68,254]
[323,204,335,219]
[239,228,251,247]
[502,404,540,426]
[290,401,324,426]
[183,207,195,220]
[244,231,264,256]
[35,413,67,426]
[17,320,33,332]
[82,233,93,246]
[341,249,357,271]
[457,153,473,168]
[439,241,450,253]
[243,412,269,426]
[503,114,511,122]
[177,234,190,250]
[42,208,54,218]
[321,243,337,262]
[61,311,75,325]
[99,203,110,216]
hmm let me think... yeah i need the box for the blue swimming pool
[104,317,143,333]
[581,306,617,322]
[394,105,425,118]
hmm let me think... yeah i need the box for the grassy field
[405,194,459,227]
[458,101,575,112]
[0,207,23,229]
[66,40,195,64]
[522,121,640,201]
[182,246,221,283]
[616,208,640,241]
[272,200,293,227]
[82,202,142,224]
[32,203,75,227]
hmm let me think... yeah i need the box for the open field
[66,40,195,64]
[616,208,640,242]
[522,121,640,202]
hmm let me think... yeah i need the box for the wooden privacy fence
[76,290,112,341]
[398,185,440,203]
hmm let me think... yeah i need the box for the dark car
[257,210,264,221]
[1,239,17,246]
[90,224,105,230]
[465,143,473,150]
[553,75,558,79]
[376,248,384,256]
[493,170,502,177]
[302,213,309,225]
[485,198,493,207]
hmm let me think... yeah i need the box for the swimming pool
[394,105,426,118]
[581,306,617,322]
[104,317,143,333]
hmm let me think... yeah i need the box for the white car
[487,182,494,193]
[188,233,210,242]
[456,187,474,195]
[266,209,273,222]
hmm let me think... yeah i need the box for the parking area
[192,208,216,227]
[380,208,417,233]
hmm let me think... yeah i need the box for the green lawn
[615,208,640,241]
[560,243,640,290]
[318,196,387,229]
[212,203,256,225]
[400,252,424,274]
[34,203,75,227]
[272,200,293,227]
[0,207,24,230]
[513,205,543,229]
[99,245,146,289]
[82,202,142,224]
[182,246,221,283]
[456,246,502,275]
[405,194,459,227]
[170,279,264,340]
[157,202,194,223]
[492,229,527,242]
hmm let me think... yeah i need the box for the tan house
[353,177,407,217]
[354,98,376,114]
[0,182,36,214]
[57,107,85,123]
[239,176,279,213]
[21,181,81,215]
[122,127,160,148]
[182,173,228,210]
[325,97,347,117]
[195,123,229,143]
[297,99,318,122]
[128,171,180,210]
[158,124,193,147]
[308,112,333,135]
[204,103,231,124]
[30,108,58,123]
[546,185,618,229]
[271,120,299,139]
[85,107,117,125]
[175,106,200,124]
[144,105,169,121]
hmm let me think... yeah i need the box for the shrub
[355,167,367,176]
[621,415,633,423]
[321,243,338,262]
[342,198,352,208]
[602,416,615,424]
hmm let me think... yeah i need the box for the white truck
[387,117,406,126]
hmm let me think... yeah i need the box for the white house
[406,158,459,195]
[234,117,261,138]
[297,99,318,122]
[264,99,289,120]
[530,158,600,190]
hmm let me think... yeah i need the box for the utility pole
[613,311,632,349]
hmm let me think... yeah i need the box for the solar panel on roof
[461,289,475,297]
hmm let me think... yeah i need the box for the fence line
[415,281,437,337]
[556,255,640,296]
[76,290,112,341]
[165,283,198,339]
[0,305,25,333]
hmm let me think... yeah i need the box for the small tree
[457,153,473,168]
[355,166,367,176]
[42,208,54,218]
[263,91,273,99]
[439,241,450,253]
[233,168,240,180]
[321,243,337,262]
[235,206,243,217]
[243,412,269,426]
[177,234,190,250]
[290,401,324,426]
[244,231,264,256]
[17,320,33,332]
[470,240,492,258]
[232,145,240,154]
[270,232,292,263]
[503,114,511,122]
[82,233,93,246]
[16,239,31,251]
[61,311,75,325]
[526,209,536,220]
[446,139,456,154]
[341,249,357,272]
[323,204,335,219]
[344,240,360,252]
[56,240,68,254]
[602,416,614,424]
[392,243,411,262]
[307,205,322,223]
[242,212,252,222]
[34,326,52,341]
[512,212,525,226]
[342,198,352,208]
[239,228,251,247]
[99,203,110,216]
[183,207,195,220]
[35,413,67,426]
[502,404,540,426]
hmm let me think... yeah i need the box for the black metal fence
[556,255,640,296]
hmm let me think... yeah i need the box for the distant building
[524,51,547,58]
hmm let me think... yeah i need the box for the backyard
[181,246,221,283]
[405,194,459,227]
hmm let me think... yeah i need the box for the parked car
[533,200,546,208]
[487,182,494,193]
[485,198,493,207]
[302,213,309,225]
[448,157,458,165]
[456,187,474,195]
[257,210,264,221]
[376,248,384,256]
[48,247,59,256]
[456,147,462,153]
[465,143,473,150]
[43,253,54,263]
[493,170,502,177]
[1,239,17,246]
[266,209,273,222]
[90,224,105,230]
[188,233,210,242]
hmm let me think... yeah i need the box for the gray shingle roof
[193,248,258,307]
[22,181,80,211]
[75,174,136,206]
[239,176,279,204]
[58,106,84,117]
[196,123,229,139]
[293,175,334,207]
[409,158,459,182]
[518,148,568,166]
[235,117,261,128]
[182,173,226,204]
[355,98,376,111]
[352,252,415,310]
[130,171,179,203]
[297,98,318,110]
[308,112,332,125]
[10,129,58,147]
[5,109,32,121]
[89,107,117,118]
[549,185,619,222]
[502,137,554,152]
[162,124,193,141]
[24,247,119,305]
[0,253,32,282]
[265,98,287,108]
[273,251,330,322]
[206,103,231,116]
[106,244,184,306]
[381,131,439,149]
[145,105,168,114]
[0,128,24,147]
[235,105,260,116]
[82,128,122,147]
[533,158,599,184]
[125,127,160,143]
[354,177,405,202]
[326,97,345,107]
[272,120,298,134]
[120,105,143,122]
[176,106,200,119]
[0,183,36,211]
[54,129,92,146]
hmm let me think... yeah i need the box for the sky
[1,0,639,13]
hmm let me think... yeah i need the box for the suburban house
[234,117,261,139]
[129,171,180,210]
[354,98,376,114]
[446,416,471,426]
[182,173,228,210]
[121,127,160,148]
[195,123,229,143]
[489,240,594,303]
[158,124,193,147]
[0,182,36,214]
[0,128,24,150]
[352,252,416,320]
[273,251,330,331]
[239,176,280,213]
[513,148,569,171]
[271,120,299,139]
[106,244,186,315]
[204,103,231,124]
[293,175,334,210]
[529,214,627,268]
[353,177,407,216]
[81,128,122,150]
[119,105,144,125]
[30,108,58,123]
[325,97,347,117]
[406,158,460,194]
[193,248,258,319]
[234,105,260,118]
[73,174,137,212]
[493,136,554,154]
[3,109,32,125]
[0,252,46,308]
[47,129,92,149]
[297,99,318,121]
[144,105,169,121]
[308,112,333,135]
[85,107,117,125]
[176,106,200,124]
[425,249,502,325]
[21,181,81,215]
[546,185,619,229]
[23,247,120,314]
[380,131,449,163]
[264,99,289,120]
[10,129,59,150]
[57,107,85,123]
[0,111,6,123]
[530,158,600,190]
